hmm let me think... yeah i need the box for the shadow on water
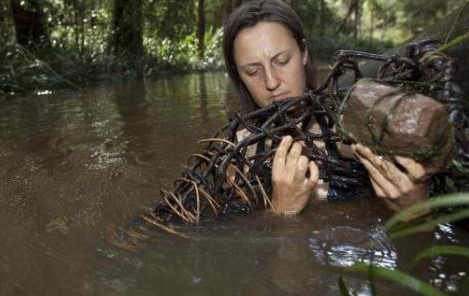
[0,72,468,296]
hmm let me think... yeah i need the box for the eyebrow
[239,49,290,69]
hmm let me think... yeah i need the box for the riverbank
[0,35,393,99]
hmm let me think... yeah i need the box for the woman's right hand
[271,136,319,216]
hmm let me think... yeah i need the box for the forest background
[0,0,466,97]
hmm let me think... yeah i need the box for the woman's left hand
[351,143,431,212]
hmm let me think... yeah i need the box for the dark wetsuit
[315,109,372,202]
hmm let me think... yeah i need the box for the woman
[223,0,434,216]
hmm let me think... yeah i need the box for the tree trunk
[223,0,231,21]
[70,0,86,59]
[109,0,144,72]
[0,0,16,43]
[223,0,234,23]
[223,0,246,23]
[353,0,361,39]
[336,0,359,35]
[369,7,374,45]
[10,0,49,48]
[197,0,206,59]
[319,0,325,37]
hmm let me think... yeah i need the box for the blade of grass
[389,208,469,239]
[348,263,449,296]
[338,276,356,296]
[385,193,469,231]
[413,245,469,265]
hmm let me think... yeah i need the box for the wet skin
[233,21,307,107]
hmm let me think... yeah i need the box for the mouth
[269,93,289,102]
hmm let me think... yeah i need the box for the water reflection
[308,226,397,268]
[0,72,468,296]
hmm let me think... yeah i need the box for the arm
[271,136,319,215]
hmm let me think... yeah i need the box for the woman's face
[233,21,307,107]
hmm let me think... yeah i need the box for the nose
[264,67,280,91]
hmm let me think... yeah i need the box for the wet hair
[223,0,317,114]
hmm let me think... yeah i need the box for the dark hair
[223,0,317,114]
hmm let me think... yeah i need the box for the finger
[369,176,386,198]
[394,156,426,182]
[272,136,292,173]
[307,161,319,188]
[383,198,401,212]
[355,144,413,188]
[350,143,358,156]
[354,144,390,173]
[381,160,416,196]
[294,155,309,182]
[285,141,302,171]
[353,143,376,160]
[378,159,415,193]
[355,144,389,165]
[356,153,401,199]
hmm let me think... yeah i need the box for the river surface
[0,72,468,296]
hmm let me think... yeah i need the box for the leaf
[389,208,469,239]
[385,193,469,235]
[347,263,449,296]
[338,276,355,296]
[413,245,469,265]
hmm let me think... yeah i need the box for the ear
[302,46,308,66]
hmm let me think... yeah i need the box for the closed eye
[244,67,259,76]
[274,55,290,66]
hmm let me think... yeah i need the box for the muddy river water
[0,72,467,296]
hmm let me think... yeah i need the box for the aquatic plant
[339,193,469,296]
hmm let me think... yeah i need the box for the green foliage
[144,0,196,41]
[290,0,327,35]
[413,246,469,265]
[2,0,469,96]
[144,26,223,73]
[194,26,224,70]
[338,277,356,296]
[0,42,77,97]
[344,263,449,296]
[324,0,468,42]
[385,193,469,238]
[395,0,451,36]
[339,192,469,296]
[309,35,394,60]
